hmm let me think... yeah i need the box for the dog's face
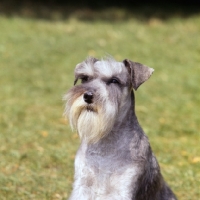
[64,57,153,144]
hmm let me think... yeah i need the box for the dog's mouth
[87,106,93,112]
[85,105,97,112]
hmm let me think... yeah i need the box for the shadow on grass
[0,1,200,22]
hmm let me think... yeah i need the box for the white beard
[64,95,118,144]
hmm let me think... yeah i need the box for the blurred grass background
[0,3,200,199]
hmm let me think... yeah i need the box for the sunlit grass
[0,12,200,199]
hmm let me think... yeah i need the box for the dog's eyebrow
[75,61,95,73]
[113,74,128,85]
[74,73,93,85]
[101,75,127,86]
[76,73,90,78]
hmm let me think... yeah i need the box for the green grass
[0,10,200,199]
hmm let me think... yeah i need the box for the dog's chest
[73,143,138,199]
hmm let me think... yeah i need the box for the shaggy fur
[64,57,177,200]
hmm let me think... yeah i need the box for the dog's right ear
[74,57,99,85]
[123,59,154,90]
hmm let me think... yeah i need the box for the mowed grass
[0,10,200,199]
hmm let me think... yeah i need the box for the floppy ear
[123,59,154,90]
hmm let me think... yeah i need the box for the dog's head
[63,57,153,143]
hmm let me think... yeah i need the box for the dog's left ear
[123,59,154,90]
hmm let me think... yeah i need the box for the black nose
[83,92,93,104]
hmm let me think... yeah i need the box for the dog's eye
[109,78,120,84]
[81,76,89,83]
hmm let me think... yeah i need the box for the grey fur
[64,57,177,200]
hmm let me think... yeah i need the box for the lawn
[0,7,200,200]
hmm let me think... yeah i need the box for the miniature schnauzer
[64,57,177,200]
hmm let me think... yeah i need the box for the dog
[64,57,177,200]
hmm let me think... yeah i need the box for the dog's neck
[113,90,138,131]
